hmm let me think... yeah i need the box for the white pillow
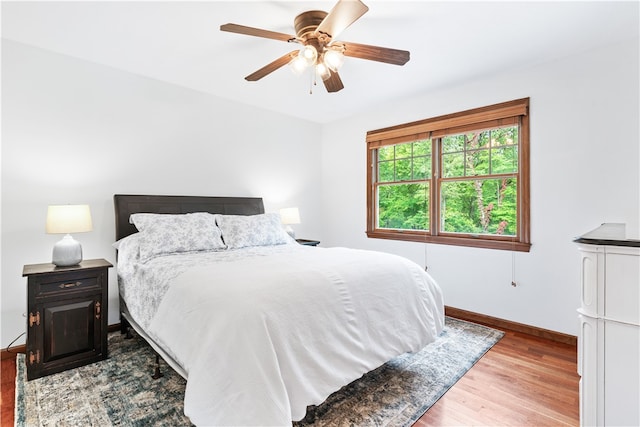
[113,233,141,260]
[216,213,291,249]
[130,212,226,262]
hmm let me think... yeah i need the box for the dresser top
[22,258,113,277]
[574,223,640,247]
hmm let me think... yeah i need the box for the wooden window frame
[366,98,531,252]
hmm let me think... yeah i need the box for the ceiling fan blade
[245,50,299,81]
[341,41,410,65]
[323,70,344,93]
[317,0,369,39]
[220,23,295,42]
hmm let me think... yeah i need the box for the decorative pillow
[216,213,291,249]
[130,212,226,262]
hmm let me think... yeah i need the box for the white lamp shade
[46,205,93,234]
[279,207,301,225]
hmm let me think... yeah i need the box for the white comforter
[119,243,444,426]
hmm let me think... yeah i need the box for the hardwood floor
[0,325,579,426]
[418,329,579,426]
[1,356,17,426]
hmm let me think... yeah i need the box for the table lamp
[46,204,93,267]
[279,207,300,239]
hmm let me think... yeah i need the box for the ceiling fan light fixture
[323,48,345,71]
[289,55,309,75]
[300,45,318,66]
[316,62,332,81]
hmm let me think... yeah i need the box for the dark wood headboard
[113,194,265,241]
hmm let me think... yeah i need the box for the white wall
[1,40,323,348]
[320,38,640,336]
[3,36,638,348]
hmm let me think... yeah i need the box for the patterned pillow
[130,212,226,262]
[216,213,291,249]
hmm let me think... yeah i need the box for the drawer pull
[95,302,101,320]
[59,281,82,289]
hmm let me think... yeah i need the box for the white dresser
[576,224,640,427]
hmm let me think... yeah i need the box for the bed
[113,194,445,426]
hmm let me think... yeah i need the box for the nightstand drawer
[32,272,101,298]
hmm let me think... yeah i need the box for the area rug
[15,317,503,426]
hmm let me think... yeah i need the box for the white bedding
[117,240,444,426]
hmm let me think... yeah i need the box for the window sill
[366,230,531,252]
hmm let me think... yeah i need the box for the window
[366,98,530,252]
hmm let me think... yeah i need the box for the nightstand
[22,258,112,380]
[296,239,320,247]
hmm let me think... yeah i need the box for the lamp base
[52,234,83,267]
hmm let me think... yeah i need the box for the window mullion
[432,138,440,237]
[393,145,397,181]
[488,129,493,175]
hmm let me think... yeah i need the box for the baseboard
[445,305,577,346]
[1,344,24,360]
[1,324,123,360]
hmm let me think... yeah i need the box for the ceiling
[2,1,638,124]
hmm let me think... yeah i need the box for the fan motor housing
[294,10,328,39]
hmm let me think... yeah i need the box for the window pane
[465,133,480,149]
[378,146,394,161]
[441,178,517,236]
[378,160,394,182]
[378,183,429,231]
[442,135,465,153]
[413,140,431,156]
[466,149,490,176]
[478,131,490,148]
[491,146,518,173]
[395,143,412,159]
[395,158,412,181]
[442,152,465,178]
[491,126,518,146]
[413,156,430,180]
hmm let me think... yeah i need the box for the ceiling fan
[220,0,410,93]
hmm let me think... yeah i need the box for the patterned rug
[15,317,503,426]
